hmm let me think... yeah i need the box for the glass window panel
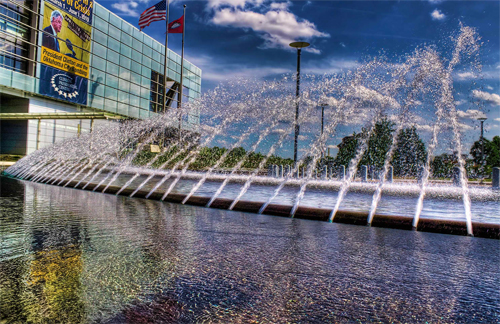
[94,4,109,20]
[133,28,143,42]
[119,56,131,69]
[140,108,150,119]
[106,61,119,76]
[142,45,152,58]
[93,16,108,33]
[151,61,160,73]
[141,66,151,78]
[131,49,141,64]
[92,56,106,72]
[140,98,149,109]
[105,74,118,88]
[142,56,151,69]
[93,30,107,46]
[90,95,104,110]
[168,60,175,71]
[105,86,118,100]
[118,67,131,80]
[117,103,129,116]
[120,43,132,58]
[107,49,119,64]
[131,62,141,75]
[141,76,150,87]
[153,50,161,63]
[130,71,141,85]
[121,22,132,36]
[143,36,152,48]
[176,64,181,73]
[129,106,140,118]
[140,86,149,99]
[119,78,130,92]
[92,42,106,59]
[130,82,141,96]
[121,32,132,47]
[132,38,143,53]
[108,24,121,41]
[109,13,121,28]
[118,90,129,103]
[104,98,117,113]
[130,94,140,107]
[108,37,120,52]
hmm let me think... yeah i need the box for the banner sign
[39,65,88,105]
[39,0,93,105]
[45,0,93,25]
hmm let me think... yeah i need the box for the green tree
[469,135,500,175]
[360,119,395,168]
[392,126,427,177]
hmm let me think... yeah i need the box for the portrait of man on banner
[42,10,62,52]
[41,2,91,65]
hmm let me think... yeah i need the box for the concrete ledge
[26,177,500,240]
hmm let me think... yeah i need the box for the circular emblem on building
[50,73,79,99]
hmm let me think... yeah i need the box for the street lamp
[478,117,487,175]
[319,103,328,157]
[289,41,310,163]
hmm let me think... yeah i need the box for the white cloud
[472,90,500,106]
[495,118,500,122]
[428,0,443,3]
[340,42,346,48]
[303,58,359,75]
[454,99,467,106]
[208,0,265,9]
[456,109,487,120]
[455,71,477,80]
[486,85,494,90]
[210,6,328,53]
[111,1,145,17]
[269,1,290,10]
[431,9,445,21]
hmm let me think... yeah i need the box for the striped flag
[138,0,166,30]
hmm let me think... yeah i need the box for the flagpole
[178,4,186,141]
[162,0,169,114]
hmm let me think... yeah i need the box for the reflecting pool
[1,176,499,323]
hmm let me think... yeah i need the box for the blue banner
[39,64,88,105]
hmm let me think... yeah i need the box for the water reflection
[1,176,499,323]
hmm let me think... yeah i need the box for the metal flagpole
[162,0,170,113]
[178,4,186,141]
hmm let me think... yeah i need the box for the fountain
[4,25,500,239]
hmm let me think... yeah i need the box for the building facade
[0,0,201,155]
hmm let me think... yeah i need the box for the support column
[417,166,425,184]
[386,166,393,183]
[452,167,461,187]
[322,165,328,179]
[360,165,368,182]
[492,167,499,189]
[36,118,41,150]
[338,165,345,180]
[267,164,273,177]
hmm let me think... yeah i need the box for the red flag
[168,15,184,33]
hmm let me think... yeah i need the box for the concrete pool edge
[11,174,500,240]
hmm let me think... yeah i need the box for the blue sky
[101,0,499,154]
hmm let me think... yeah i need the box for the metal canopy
[0,112,126,120]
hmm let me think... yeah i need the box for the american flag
[138,0,166,30]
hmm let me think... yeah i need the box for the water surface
[1,176,499,323]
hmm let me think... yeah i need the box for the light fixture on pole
[319,102,328,158]
[478,117,487,174]
[289,41,309,163]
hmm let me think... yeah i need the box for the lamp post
[319,103,328,158]
[478,117,487,175]
[289,41,310,163]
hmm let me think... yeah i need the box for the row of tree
[131,119,499,178]
[334,120,427,177]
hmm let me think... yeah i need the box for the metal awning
[0,112,127,120]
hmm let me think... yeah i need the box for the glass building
[0,0,201,155]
